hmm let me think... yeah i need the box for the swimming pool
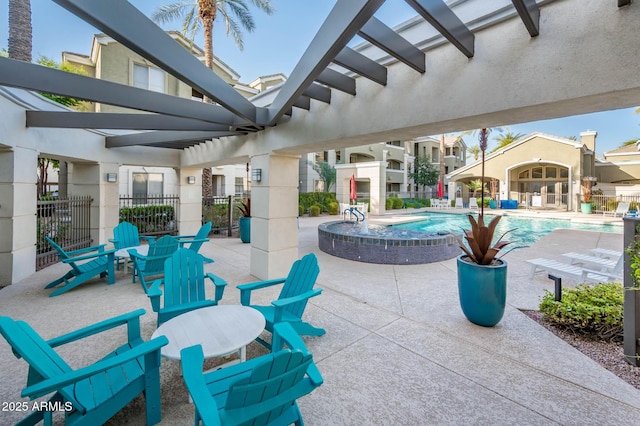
[392,213,622,246]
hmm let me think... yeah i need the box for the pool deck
[0,211,638,425]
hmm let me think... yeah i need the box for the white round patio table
[152,305,266,365]
[114,244,149,274]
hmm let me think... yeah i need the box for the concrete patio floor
[1,213,639,425]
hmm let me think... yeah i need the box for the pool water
[392,213,622,246]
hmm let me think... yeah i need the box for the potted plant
[456,129,512,327]
[581,177,596,214]
[237,198,251,243]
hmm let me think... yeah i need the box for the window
[519,170,530,179]
[132,172,163,204]
[545,167,557,178]
[235,177,244,195]
[532,167,543,179]
[133,64,165,93]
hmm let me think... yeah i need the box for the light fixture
[251,168,262,182]
[187,176,196,184]
[105,173,117,183]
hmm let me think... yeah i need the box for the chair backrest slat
[163,248,206,308]
[0,317,82,409]
[112,221,141,249]
[279,253,320,318]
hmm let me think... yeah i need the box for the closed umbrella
[350,174,357,203]
[437,180,444,198]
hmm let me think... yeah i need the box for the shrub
[298,205,305,216]
[539,282,624,342]
[309,205,321,217]
[392,197,404,209]
[298,192,337,212]
[327,201,339,215]
[385,197,395,210]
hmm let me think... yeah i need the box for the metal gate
[36,196,93,270]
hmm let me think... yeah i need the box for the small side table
[152,305,266,367]
[114,244,149,274]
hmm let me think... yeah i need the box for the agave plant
[237,198,251,217]
[458,214,511,265]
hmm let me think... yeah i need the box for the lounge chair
[526,257,622,283]
[44,237,116,297]
[181,322,323,426]
[455,197,464,208]
[469,197,479,210]
[147,248,227,326]
[589,248,622,260]
[0,309,168,425]
[175,221,214,263]
[561,252,621,272]
[604,201,630,217]
[238,253,324,350]
[109,221,155,270]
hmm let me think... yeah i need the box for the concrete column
[250,154,300,280]
[69,161,119,245]
[176,167,203,236]
[0,147,38,286]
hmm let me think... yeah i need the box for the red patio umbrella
[350,174,357,202]
[437,180,444,198]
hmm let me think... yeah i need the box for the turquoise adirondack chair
[238,253,325,350]
[0,309,168,426]
[176,221,214,263]
[147,248,227,326]
[109,221,155,270]
[44,237,116,297]
[129,235,179,293]
[181,322,323,426]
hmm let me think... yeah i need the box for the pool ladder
[343,207,365,222]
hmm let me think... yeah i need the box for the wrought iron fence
[118,194,179,236]
[36,196,93,271]
[203,195,246,236]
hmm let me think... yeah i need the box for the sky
[0,0,638,156]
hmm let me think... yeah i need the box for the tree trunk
[198,0,216,196]
[202,168,213,198]
[8,0,32,62]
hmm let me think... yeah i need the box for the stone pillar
[69,162,120,245]
[176,167,203,236]
[250,154,300,280]
[0,147,38,286]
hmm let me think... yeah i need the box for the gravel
[522,310,640,390]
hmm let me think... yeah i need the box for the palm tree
[152,0,274,197]
[491,131,524,152]
[8,0,32,62]
[468,144,480,161]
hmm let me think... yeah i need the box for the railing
[36,196,93,271]
[119,194,179,236]
[203,195,247,236]
[589,194,640,214]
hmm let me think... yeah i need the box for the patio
[0,215,639,425]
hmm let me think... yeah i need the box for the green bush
[119,205,176,234]
[539,282,624,342]
[298,205,305,216]
[298,192,337,212]
[309,205,321,217]
[385,197,395,210]
[392,197,404,209]
[327,201,339,215]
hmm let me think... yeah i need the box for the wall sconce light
[251,168,262,182]
[106,173,117,183]
[187,176,196,184]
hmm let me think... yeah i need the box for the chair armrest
[62,249,116,263]
[205,273,228,302]
[46,309,146,348]
[580,268,622,280]
[23,336,168,399]
[238,278,287,305]
[272,288,322,309]
[178,237,209,247]
[66,244,108,256]
[148,280,164,312]
[180,345,222,424]
[175,234,197,240]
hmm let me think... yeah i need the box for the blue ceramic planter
[239,216,251,243]
[456,254,507,327]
